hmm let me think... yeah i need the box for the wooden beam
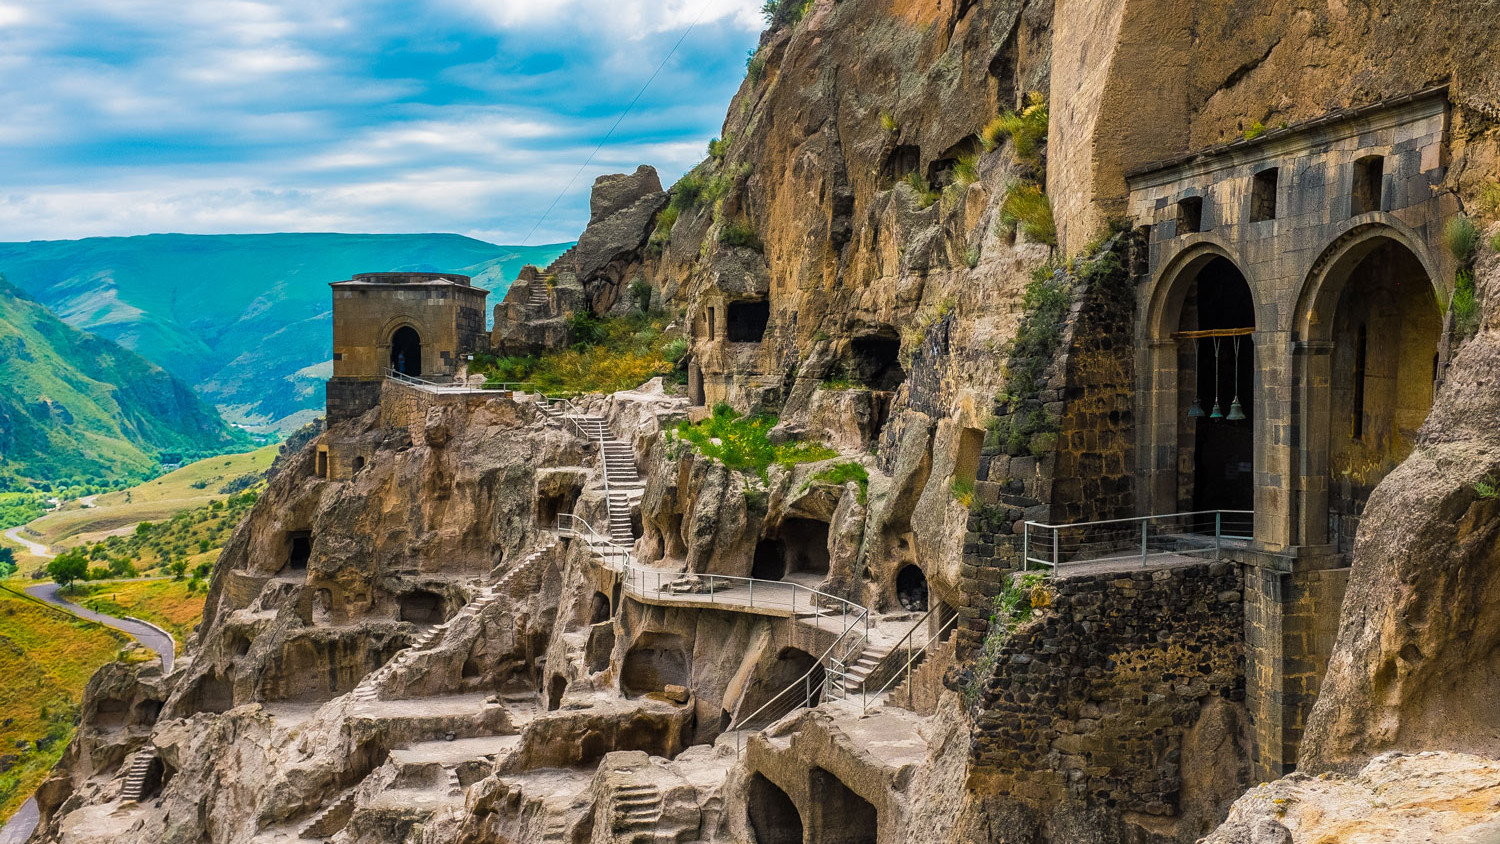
[1172,327,1255,339]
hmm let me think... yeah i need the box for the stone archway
[389,325,422,376]
[1141,244,1261,520]
[747,774,803,844]
[1293,226,1444,549]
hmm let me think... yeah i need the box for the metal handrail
[727,606,870,733]
[1022,509,1254,573]
[851,605,934,706]
[867,611,960,709]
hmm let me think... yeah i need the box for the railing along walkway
[1023,510,1253,575]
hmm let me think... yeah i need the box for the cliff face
[29,0,1500,842]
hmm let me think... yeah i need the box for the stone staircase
[527,284,550,309]
[612,783,663,842]
[536,402,642,549]
[540,814,572,843]
[299,787,359,839]
[351,542,556,704]
[119,747,158,802]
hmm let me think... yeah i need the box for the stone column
[1139,339,1179,515]
[1292,341,1334,546]
[1253,329,1294,549]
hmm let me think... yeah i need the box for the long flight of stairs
[351,542,556,704]
[612,783,664,842]
[119,748,158,802]
[536,402,642,552]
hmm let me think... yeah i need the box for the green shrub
[988,263,1077,455]
[962,572,1051,706]
[746,49,767,83]
[1476,475,1500,499]
[962,244,981,269]
[1446,215,1479,265]
[1243,120,1266,140]
[998,183,1056,245]
[707,135,731,160]
[628,278,654,313]
[1452,269,1479,336]
[880,111,898,134]
[804,461,870,504]
[475,312,679,396]
[902,171,939,208]
[674,404,836,480]
[662,337,690,365]
[719,220,763,250]
[980,93,1048,163]
[951,478,975,507]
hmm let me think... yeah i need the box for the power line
[520,7,712,246]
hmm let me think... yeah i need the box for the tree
[0,546,15,579]
[46,551,88,587]
[168,559,188,580]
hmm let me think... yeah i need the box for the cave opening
[881,144,921,189]
[780,518,830,578]
[848,333,906,391]
[548,675,567,711]
[588,591,612,625]
[747,774,804,844]
[896,565,928,612]
[398,590,444,625]
[285,531,312,572]
[620,632,689,697]
[751,538,786,580]
[727,301,771,343]
[809,767,878,844]
[742,647,823,718]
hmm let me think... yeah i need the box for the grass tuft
[998,183,1056,245]
[674,404,836,481]
[902,171,939,208]
[803,461,870,504]
[980,93,1048,164]
[1445,215,1479,265]
[473,312,684,396]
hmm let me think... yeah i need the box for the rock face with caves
[27,0,1500,842]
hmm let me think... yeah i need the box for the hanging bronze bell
[1189,399,1206,418]
[1226,398,1246,421]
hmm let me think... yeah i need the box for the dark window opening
[706,307,717,341]
[316,450,329,478]
[1250,168,1279,222]
[1352,323,1368,441]
[747,774,804,844]
[589,591,612,625]
[286,531,312,571]
[848,333,906,390]
[727,301,770,343]
[1177,196,1204,234]
[896,565,928,612]
[548,675,567,711]
[461,658,482,679]
[752,538,786,581]
[1179,258,1257,513]
[780,518,830,578]
[398,590,444,625]
[1351,156,1384,216]
[353,456,365,472]
[390,325,422,376]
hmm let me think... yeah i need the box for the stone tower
[325,272,488,424]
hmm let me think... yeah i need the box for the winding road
[3,526,53,559]
[0,582,177,842]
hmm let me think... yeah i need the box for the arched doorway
[1177,258,1257,513]
[389,325,421,376]
[747,774,803,844]
[1297,232,1442,551]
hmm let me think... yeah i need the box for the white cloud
[449,0,762,35]
[0,4,28,26]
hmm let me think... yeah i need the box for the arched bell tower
[325,272,488,424]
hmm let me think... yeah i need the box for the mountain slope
[0,234,572,431]
[0,280,248,486]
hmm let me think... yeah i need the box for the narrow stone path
[4,525,53,559]
[25,582,175,672]
[0,799,38,844]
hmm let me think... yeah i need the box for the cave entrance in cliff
[727,301,771,343]
[621,632,689,697]
[389,325,422,376]
[398,590,444,625]
[747,774,803,844]
[752,538,786,580]
[809,767,878,844]
[284,531,312,572]
[1300,233,1442,553]
[849,331,906,391]
[781,518,830,580]
[895,564,928,612]
[1172,256,1257,514]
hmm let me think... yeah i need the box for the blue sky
[0,0,763,245]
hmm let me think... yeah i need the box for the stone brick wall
[1242,561,1350,780]
[969,562,1245,817]
[955,236,1139,657]
[326,379,383,425]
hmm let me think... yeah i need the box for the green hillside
[0,234,572,432]
[0,279,248,491]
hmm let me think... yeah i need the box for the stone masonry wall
[956,236,1140,657]
[969,562,1246,818]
